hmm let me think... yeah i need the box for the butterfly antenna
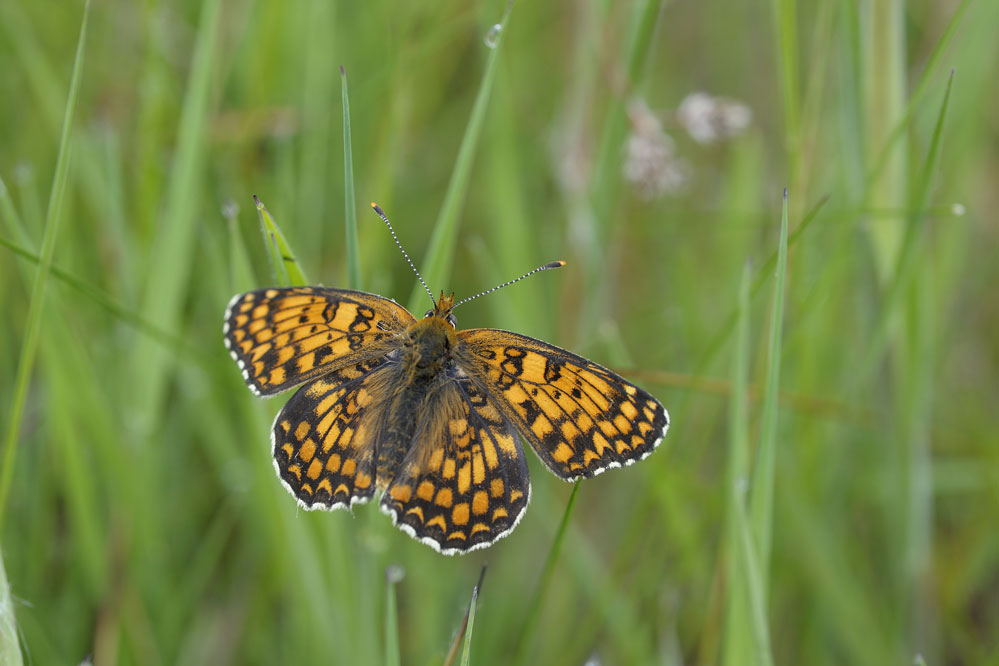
[370,203,435,305]
[452,260,566,310]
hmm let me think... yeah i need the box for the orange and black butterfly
[223,204,669,554]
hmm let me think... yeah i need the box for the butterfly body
[225,286,669,554]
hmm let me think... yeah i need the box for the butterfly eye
[446,313,457,328]
[424,309,434,318]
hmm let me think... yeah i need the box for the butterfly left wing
[380,374,531,555]
[456,329,669,481]
[272,356,397,510]
[224,287,415,396]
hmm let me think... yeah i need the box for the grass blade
[406,2,513,312]
[722,264,753,665]
[254,194,309,287]
[0,0,90,531]
[0,549,24,666]
[748,189,790,591]
[512,482,581,664]
[384,565,403,666]
[444,565,488,666]
[341,66,361,290]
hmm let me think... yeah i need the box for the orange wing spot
[299,438,316,462]
[426,515,448,532]
[306,459,322,480]
[355,472,372,489]
[560,421,582,442]
[239,340,253,355]
[510,489,524,503]
[233,329,246,343]
[598,419,619,437]
[458,463,472,494]
[405,506,424,522]
[297,352,316,373]
[552,442,574,464]
[494,430,517,457]
[490,478,505,498]
[279,420,291,433]
[624,384,637,396]
[620,401,639,420]
[533,415,555,439]
[470,522,491,535]
[317,392,339,416]
[416,480,435,502]
[614,439,632,455]
[643,406,655,422]
[583,449,600,466]
[442,457,456,480]
[638,421,653,436]
[317,478,332,495]
[334,483,349,498]
[472,453,486,484]
[592,432,611,455]
[326,453,341,473]
[448,530,467,541]
[481,436,499,470]
[328,302,359,329]
[251,304,269,320]
[576,412,595,433]
[449,418,468,436]
[472,490,489,515]
[255,326,274,343]
[281,443,294,459]
[435,488,454,508]
[632,434,646,448]
[269,367,286,386]
[613,414,633,434]
[428,447,444,473]
[239,301,255,314]
[492,507,508,522]
[235,313,250,327]
[253,361,266,378]
[300,483,313,496]
[569,462,582,472]
[288,464,302,481]
[341,458,356,477]
[264,289,279,298]
[452,503,470,526]
[295,421,311,441]
[390,485,412,503]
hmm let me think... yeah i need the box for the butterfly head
[425,292,457,328]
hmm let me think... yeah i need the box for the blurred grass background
[1,0,997,663]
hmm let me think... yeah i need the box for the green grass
[2,0,999,664]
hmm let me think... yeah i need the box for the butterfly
[223,203,669,555]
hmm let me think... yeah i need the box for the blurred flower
[623,99,689,200]
[676,92,752,144]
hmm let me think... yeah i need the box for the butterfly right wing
[272,357,397,510]
[224,287,415,396]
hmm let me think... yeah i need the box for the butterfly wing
[272,357,398,510]
[456,329,669,481]
[379,373,531,555]
[224,287,415,396]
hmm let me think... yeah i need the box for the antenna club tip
[370,202,385,215]
[547,260,567,269]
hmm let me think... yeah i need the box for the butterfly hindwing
[380,374,531,554]
[224,287,415,396]
[272,357,395,510]
[457,329,669,481]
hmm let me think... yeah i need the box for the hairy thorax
[376,315,459,483]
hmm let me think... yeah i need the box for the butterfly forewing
[380,374,531,554]
[224,287,415,395]
[272,357,395,510]
[456,329,669,481]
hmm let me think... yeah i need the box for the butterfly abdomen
[375,315,458,483]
